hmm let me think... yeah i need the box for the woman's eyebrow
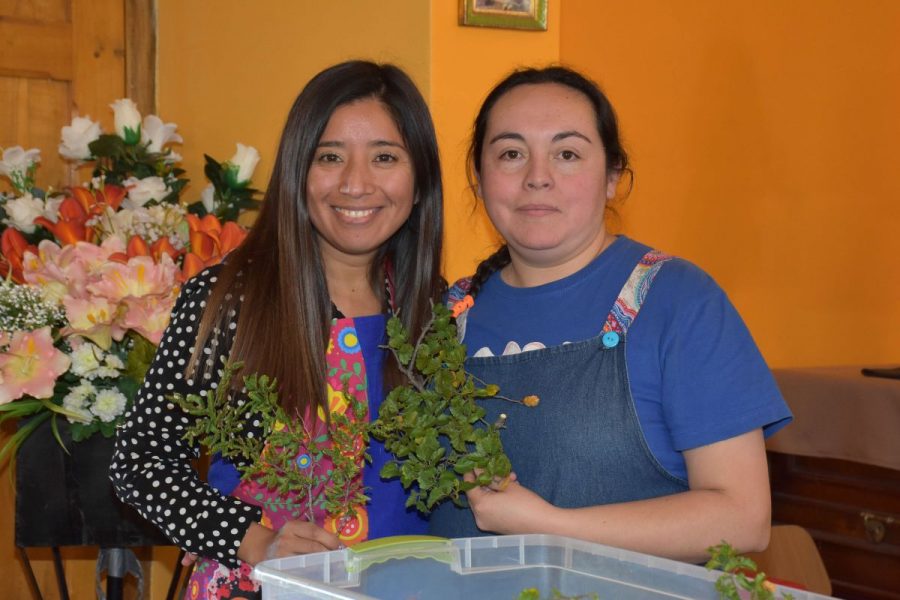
[316,140,406,148]
[488,131,592,145]
[488,132,524,145]
[370,140,406,149]
[552,130,592,143]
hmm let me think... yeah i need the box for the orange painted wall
[558,0,900,368]
[432,0,561,281]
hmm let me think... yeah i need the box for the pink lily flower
[0,327,71,404]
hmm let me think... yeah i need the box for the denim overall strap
[429,251,688,539]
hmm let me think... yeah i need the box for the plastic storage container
[253,534,837,599]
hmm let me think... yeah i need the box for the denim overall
[429,251,690,538]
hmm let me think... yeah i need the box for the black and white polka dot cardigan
[110,266,262,569]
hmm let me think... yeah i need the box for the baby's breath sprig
[0,278,65,335]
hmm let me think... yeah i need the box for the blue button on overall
[602,331,620,348]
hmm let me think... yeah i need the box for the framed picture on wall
[459,0,548,31]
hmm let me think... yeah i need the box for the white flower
[94,366,121,379]
[59,116,102,161]
[63,380,96,407]
[104,354,125,370]
[164,150,183,164]
[123,176,171,209]
[200,183,216,213]
[3,192,44,233]
[70,343,103,377]
[110,99,142,144]
[227,143,260,186]
[141,114,183,154]
[62,402,93,424]
[42,195,65,223]
[63,381,96,424]
[91,388,127,422]
[72,380,97,398]
[0,146,41,186]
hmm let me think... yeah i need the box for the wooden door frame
[125,0,156,114]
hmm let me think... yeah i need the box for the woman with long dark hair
[111,60,444,598]
[429,66,791,562]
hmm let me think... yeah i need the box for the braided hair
[464,66,630,301]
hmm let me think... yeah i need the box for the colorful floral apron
[185,317,371,600]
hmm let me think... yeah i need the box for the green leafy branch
[706,542,795,600]
[169,361,369,523]
[370,303,535,514]
[518,589,599,600]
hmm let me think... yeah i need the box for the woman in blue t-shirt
[428,66,792,562]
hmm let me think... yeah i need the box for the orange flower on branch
[182,214,247,280]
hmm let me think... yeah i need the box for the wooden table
[767,366,900,600]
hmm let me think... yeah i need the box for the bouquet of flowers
[0,99,262,462]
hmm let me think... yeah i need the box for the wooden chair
[745,524,832,596]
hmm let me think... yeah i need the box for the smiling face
[478,83,619,282]
[306,98,415,268]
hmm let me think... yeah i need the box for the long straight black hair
[189,61,445,417]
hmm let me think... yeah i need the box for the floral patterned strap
[447,277,474,317]
[602,250,673,335]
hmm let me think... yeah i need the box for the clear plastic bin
[253,534,837,599]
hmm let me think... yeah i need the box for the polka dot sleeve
[110,266,262,569]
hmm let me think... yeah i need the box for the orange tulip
[0,228,35,283]
[181,253,206,281]
[181,214,247,281]
[70,184,126,216]
[33,196,91,245]
[110,235,182,265]
[151,237,180,262]
[219,222,246,254]
[127,235,151,258]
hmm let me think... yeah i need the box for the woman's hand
[465,470,557,534]
[237,520,341,565]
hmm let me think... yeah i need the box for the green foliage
[169,361,370,523]
[187,154,261,221]
[369,303,514,513]
[517,589,599,600]
[88,134,185,190]
[124,331,157,384]
[706,542,795,600]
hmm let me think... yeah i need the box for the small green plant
[170,361,369,524]
[706,542,795,600]
[517,589,599,600]
[370,303,535,514]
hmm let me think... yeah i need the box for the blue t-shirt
[457,236,792,481]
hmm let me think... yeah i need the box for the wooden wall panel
[0,0,68,21]
[0,76,71,187]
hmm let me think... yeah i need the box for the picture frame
[459,0,548,31]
